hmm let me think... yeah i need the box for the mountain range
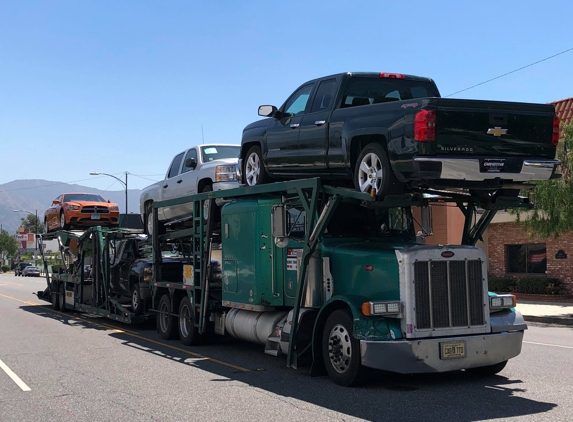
[0,179,142,234]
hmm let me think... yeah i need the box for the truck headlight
[490,294,516,310]
[109,206,119,211]
[216,165,238,182]
[362,301,402,317]
[66,205,80,210]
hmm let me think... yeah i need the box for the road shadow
[20,304,556,422]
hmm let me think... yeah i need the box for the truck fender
[310,296,361,377]
[241,126,268,158]
[310,295,401,377]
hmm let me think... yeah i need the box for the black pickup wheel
[244,145,270,186]
[354,143,396,198]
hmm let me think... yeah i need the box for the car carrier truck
[36,178,528,386]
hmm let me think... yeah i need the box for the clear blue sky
[1,0,572,192]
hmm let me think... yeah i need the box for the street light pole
[89,171,129,216]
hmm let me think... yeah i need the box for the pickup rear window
[340,77,439,108]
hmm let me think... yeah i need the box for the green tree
[514,120,573,238]
[0,229,19,258]
[20,213,45,235]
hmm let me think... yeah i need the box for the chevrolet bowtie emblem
[487,127,508,137]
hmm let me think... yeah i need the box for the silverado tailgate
[431,98,555,158]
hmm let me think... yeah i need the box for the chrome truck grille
[398,246,489,338]
[414,260,485,330]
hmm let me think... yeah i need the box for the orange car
[44,193,120,232]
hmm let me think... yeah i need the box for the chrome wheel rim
[327,323,352,374]
[60,213,66,228]
[357,153,383,195]
[147,213,153,236]
[179,302,191,338]
[159,301,169,333]
[245,152,261,186]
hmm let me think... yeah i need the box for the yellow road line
[0,293,250,372]
[0,293,40,306]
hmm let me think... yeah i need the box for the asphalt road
[1,273,571,422]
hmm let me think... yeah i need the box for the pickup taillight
[552,116,560,147]
[414,110,436,142]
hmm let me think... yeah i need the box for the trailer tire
[178,296,201,346]
[157,294,177,340]
[52,283,61,311]
[131,283,143,316]
[466,360,508,376]
[58,283,66,312]
[322,309,367,387]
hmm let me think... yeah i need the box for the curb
[523,315,573,326]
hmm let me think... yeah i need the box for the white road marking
[0,359,31,391]
[524,341,573,349]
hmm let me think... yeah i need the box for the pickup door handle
[177,179,182,184]
[163,184,168,189]
[315,120,326,126]
[290,123,300,129]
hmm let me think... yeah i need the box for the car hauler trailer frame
[36,228,149,324]
[148,178,529,386]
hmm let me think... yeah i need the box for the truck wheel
[58,283,66,312]
[244,145,270,186]
[44,219,50,233]
[131,283,143,316]
[52,283,61,311]
[322,309,366,387]
[354,143,395,198]
[466,360,508,376]
[157,294,177,340]
[178,296,202,346]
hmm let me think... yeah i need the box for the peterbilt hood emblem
[441,251,455,258]
[487,127,508,137]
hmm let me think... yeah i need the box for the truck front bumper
[413,157,560,182]
[360,331,524,373]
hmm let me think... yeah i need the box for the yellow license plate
[440,341,466,359]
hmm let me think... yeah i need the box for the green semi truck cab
[148,178,528,386]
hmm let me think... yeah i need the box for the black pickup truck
[239,72,560,197]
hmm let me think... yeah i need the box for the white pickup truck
[140,144,240,234]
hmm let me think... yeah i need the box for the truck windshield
[287,203,414,239]
[200,146,240,162]
[325,203,414,239]
[63,194,106,202]
[340,77,439,108]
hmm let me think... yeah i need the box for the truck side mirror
[271,205,289,248]
[258,105,278,118]
[184,158,197,169]
[52,199,59,205]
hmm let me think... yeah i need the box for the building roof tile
[549,97,573,125]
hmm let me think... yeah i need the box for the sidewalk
[516,300,573,326]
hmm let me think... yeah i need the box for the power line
[445,46,573,97]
